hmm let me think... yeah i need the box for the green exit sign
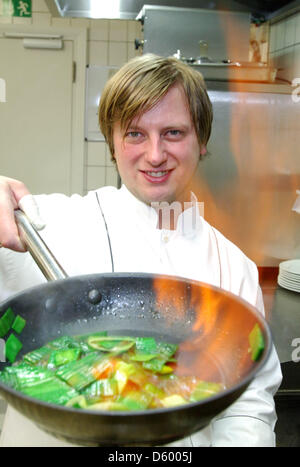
[0,0,32,17]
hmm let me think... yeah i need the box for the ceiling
[234,0,299,15]
[49,0,299,20]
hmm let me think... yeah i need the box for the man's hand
[0,176,45,252]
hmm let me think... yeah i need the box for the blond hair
[99,54,213,161]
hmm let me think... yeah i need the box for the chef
[0,54,282,447]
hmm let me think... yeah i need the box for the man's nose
[144,136,167,166]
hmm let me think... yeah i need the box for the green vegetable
[49,335,81,350]
[0,368,19,388]
[55,352,103,391]
[0,331,226,412]
[5,333,23,363]
[21,377,78,405]
[129,353,158,362]
[156,341,178,359]
[0,363,78,404]
[114,360,137,392]
[11,315,26,334]
[65,395,87,409]
[189,381,223,402]
[135,337,157,354]
[48,348,81,369]
[249,323,265,361]
[23,346,52,366]
[87,336,135,354]
[130,337,158,362]
[129,338,178,364]
[0,363,51,389]
[74,331,107,352]
[142,358,174,374]
[131,338,177,374]
[117,390,153,410]
[0,308,15,338]
[83,378,118,402]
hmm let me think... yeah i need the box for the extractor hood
[48,0,300,21]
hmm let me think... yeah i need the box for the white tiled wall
[0,0,143,194]
[269,12,300,84]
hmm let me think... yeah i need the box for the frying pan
[0,212,272,446]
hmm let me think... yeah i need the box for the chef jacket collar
[119,184,203,236]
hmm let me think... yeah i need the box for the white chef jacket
[0,184,282,447]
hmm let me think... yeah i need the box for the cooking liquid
[171,343,227,390]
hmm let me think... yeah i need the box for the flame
[152,277,259,386]
[152,277,222,335]
[151,277,187,323]
[189,283,220,334]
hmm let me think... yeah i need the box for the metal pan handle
[15,210,68,282]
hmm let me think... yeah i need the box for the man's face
[113,84,206,205]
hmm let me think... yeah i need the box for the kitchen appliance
[136,5,277,83]
[49,0,298,21]
[137,6,250,61]
[190,61,277,83]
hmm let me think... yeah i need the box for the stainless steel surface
[190,62,277,82]
[14,210,67,281]
[138,6,251,62]
[196,81,300,267]
[51,0,251,19]
[268,286,300,363]
[48,0,297,20]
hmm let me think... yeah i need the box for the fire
[151,277,187,323]
[152,277,259,385]
[151,276,222,335]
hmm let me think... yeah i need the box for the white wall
[269,12,300,84]
[0,0,143,194]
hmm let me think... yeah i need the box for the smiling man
[0,54,281,447]
[111,85,206,206]
[99,54,210,208]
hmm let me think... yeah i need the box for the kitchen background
[0,0,299,268]
[0,0,143,194]
[0,0,300,446]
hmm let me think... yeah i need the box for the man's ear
[200,145,207,157]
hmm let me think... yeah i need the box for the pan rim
[0,272,272,418]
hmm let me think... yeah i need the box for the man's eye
[126,131,141,138]
[166,130,182,138]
